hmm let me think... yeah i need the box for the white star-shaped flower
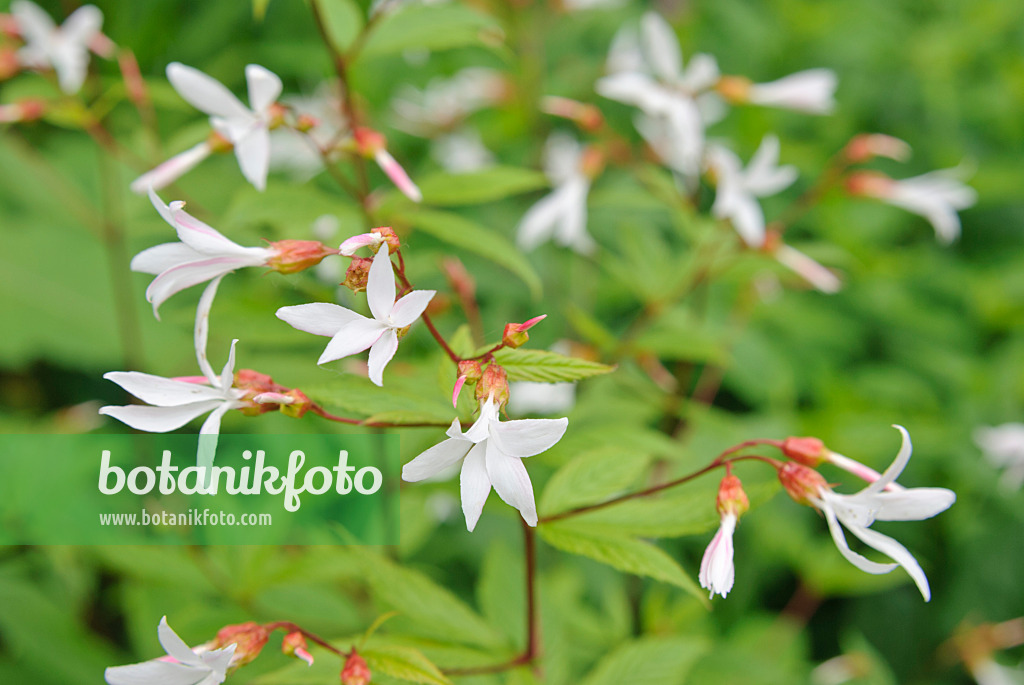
[402,396,568,531]
[276,244,435,386]
[809,425,956,601]
[105,616,236,685]
[516,133,595,255]
[974,423,1024,491]
[165,62,283,191]
[131,187,274,318]
[11,1,104,94]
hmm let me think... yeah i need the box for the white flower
[131,187,274,318]
[391,68,505,136]
[269,85,348,181]
[974,423,1024,491]
[11,1,104,94]
[809,425,956,601]
[854,168,977,244]
[276,244,435,386]
[699,512,737,598]
[164,62,283,191]
[105,616,236,685]
[401,396,568,531]
[970,659,1024,685]
[100,278,246,469]
[596,12,719,179]
[431,128,495,173]
[517,133,595,255]
[747,69,837,114]
[130,142,214,194]
[508,381,576,416]
[707,135,798,247]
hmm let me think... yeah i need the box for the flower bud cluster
[235,369,313,419]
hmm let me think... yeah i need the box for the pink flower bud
[296,114,319,132]
[778,462,828,506]
[344,257,373,292]
[0,99,45,123]
[282,631,313,666]
[340,651,371,685]
[716,474,750,517]
[266,239,337,275]
[540,96,605,132]
[452,360,483,407]
[844,133,911,163]
[211,622,269,669]
[475,364,510,408]
[781,436,827,466]
[844,170,894,199]
[502,315,546,349]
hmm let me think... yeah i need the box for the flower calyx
[266,239,337,275]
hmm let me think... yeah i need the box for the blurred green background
[1,0,1022,683]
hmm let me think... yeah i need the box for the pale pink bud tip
[253,392,296,405]
[295,647,314,666]
[170,375,212,385]
[375,149,423,203]
[517,314,547,331]
[339,233,384,256]
[452,375,468,408]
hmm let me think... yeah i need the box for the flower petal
[485,444,538,526]
[390,290,435,328]
[218,339,238,392]
[102,371,222,407]
[245,64,282,113]
[131,242,204,275]
[822,503,898,575]
[516,190,563,251]
[131,143,213,195]
[554,176,594,255]
[158,616,204,667]
[402,437,474,482]
[61,5,103,45]
[11,2,56,46]
[99,400,223,433]
[367,328,399,386]
[166,62,251,121]
[318,317,386,365]
[640,11,682,83]
[488,417,568,458]
[873,487,956,521]
[194,276,223,384]
[276,303,364,337]
[460,442,491,532]
[105,659,213,685]
[863,425,913,495]
[235,125,271,192]
[844,519,932,601]
[197,402,234,470]
[366,244,397,322]
[144,257,241,317]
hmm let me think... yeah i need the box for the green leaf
[580,636,709,685]
[492,348,615,383]
[393,208,542,299]
[538,522,706,604]
[540,446,653,515]
[253,0,271,21]
[363,645,453,685]
[358,4,501,58]
[417,167,548,206]
[313,0,364,53]
[363,410,453,426]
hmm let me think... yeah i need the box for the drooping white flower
[105,616,236,685]
[850,168,977,244]
[131,187,274,318]
[11,1,107,94]
[162,62,283,191]
[807,425,956,601]
[699,513,737,598]
[746,69,837,114]
[596,12,720,179]
[276,244,435,386]
[517,133,595,255]
[100,278,247,469]
[402,396,568,531]
[974,423,1024,491]
[707,135,798,247]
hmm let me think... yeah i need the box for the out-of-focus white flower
[847,168,977,244]
[105,617,236,685]
[431,128,495,173]
[559,0,626,10]
[698,474,749,599]
[401,396,568,531]
[11,1,107,94]
[747,69,837,114]
[276,244,435,386]
[596,12,719,179]
[975,423,1024,491]
[269,85,348,181]
[100,279,246,469]
[707,135,798,247]
[392,68,505,136]
[773,243,842,294]
[783,425,956,601]
[970,658,1024,685]
[508,381,576,416]
[131,188,274,318]
[159,62,283,191]
[517,133,595,254]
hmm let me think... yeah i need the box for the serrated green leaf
[538,522,706,604]
[363,645,453,685]
[417,167,547,206]
[358,4,501,58]
[580,636,709,685]
[393,208,542,299]
[540,446,654,515]
[492,348,615,383]
[313,0,364,52]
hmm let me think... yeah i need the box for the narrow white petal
[102,371,222,407]
[318,317,386,365]
[367,329,399,386]
[555,177,595,255]
[822,503,898,574]
[144,257,239,317]
[595,72,662,109]
[130,143,213,194]
[158,616,204,666]
[484,443,538,526]
[234,126,271,192]
[873,487,956,521]
[460,443,491,532]
[52,42,89,94]
[863,425,913,494]
[61,5,103,45]
[390,290,436,328]
[99,401,223,433]
[699,515,736,598]
[276,303,364,337]
[218,339,238,391]
[105,660,211,685]
[245,64,282,113]
[488,417,568,458]
[366,244,397,322]
[166,63,251,121]
[197,402,233,470]
[640,11,682,83]
[845,521,932,600]
[516,191,563,251]
[11,2,56,46]
[194,276,223,385]
[402,437,474,482]
[131,243,204,275]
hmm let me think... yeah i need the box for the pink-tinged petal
[517,314,547,332]
[245,64,282,113]
[168,202,249,254]
[194,276,223,384]
[144,257,240,318]
[460,442,491,532]
[844,520,931,600]
[367,328,399,386]
[157,616,204,667]
[821,504,898,575]
[452,375,468,408]
[488,417,568,458]
[99,400,224,433]
[102,371,224,407]
[166,62,251,121]
[235,125,271,192]
[390,290,435,328]
[130,142,213,194]
[294,647,314,667]
[218,339,238,391]
[130,242,204,275]
[366,244,397,322]
[276,303,364,337]
[699,514,736,598]
[640,11,682,83]
[484,445,537,526]
[402,436,474,482]
[374,149,422,202]
[318,317,387,365]
[339,233,384,256]
[873,488,956,522]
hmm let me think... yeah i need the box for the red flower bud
[211,622,269,669]
[778,462,828,506]
[475,364,510,408]
[716,474,750,518]
[781,436,827,466]
[267,240,337,275]
[341,651,372,685]
[344,257,373,293]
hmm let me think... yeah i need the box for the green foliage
[579,635,710,685]
[416,167,548,207]
[357,3,502,58]
[491,348,615,383]
[363,645,453,685]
